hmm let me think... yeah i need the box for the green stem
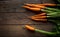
[41,9,60,17]
[41,9,53,13]
[48,19,60,35]
[45,7,60,12]
[35,29,56,35]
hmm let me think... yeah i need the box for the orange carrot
[25,4,45,8]
[25,25,35,31]
[33,13,46,16]
[42,4,56,6]
[31,18,47,21]
[22,6,30,9]
[31,13,47,19]
[36,16,47,19]
[39,13,46,16]
[31,16,47,19]
[26,4,56,6]
[22,6,41,11]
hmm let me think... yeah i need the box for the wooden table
[0,0,55,37]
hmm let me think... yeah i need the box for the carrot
[25,25,55,35]
[36,16,46,19]
[30,13,47,19]
[26,4,56,6]
[38,13,46,16]
[22,6,30,9]
[37,4,56,6]
[22,6,41,11]
[30,15,47,21]
[32,13,46,16]
[25,25,35,31]
[25,4,45,8]
[31,18,47,21]
[42,4,56,6]
[31,16,47,19]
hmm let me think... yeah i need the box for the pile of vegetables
[22,4,60,37]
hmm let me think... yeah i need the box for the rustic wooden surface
[0,0,55,37]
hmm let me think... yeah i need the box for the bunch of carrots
[22,3,60,37]
[22,3,60,21]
